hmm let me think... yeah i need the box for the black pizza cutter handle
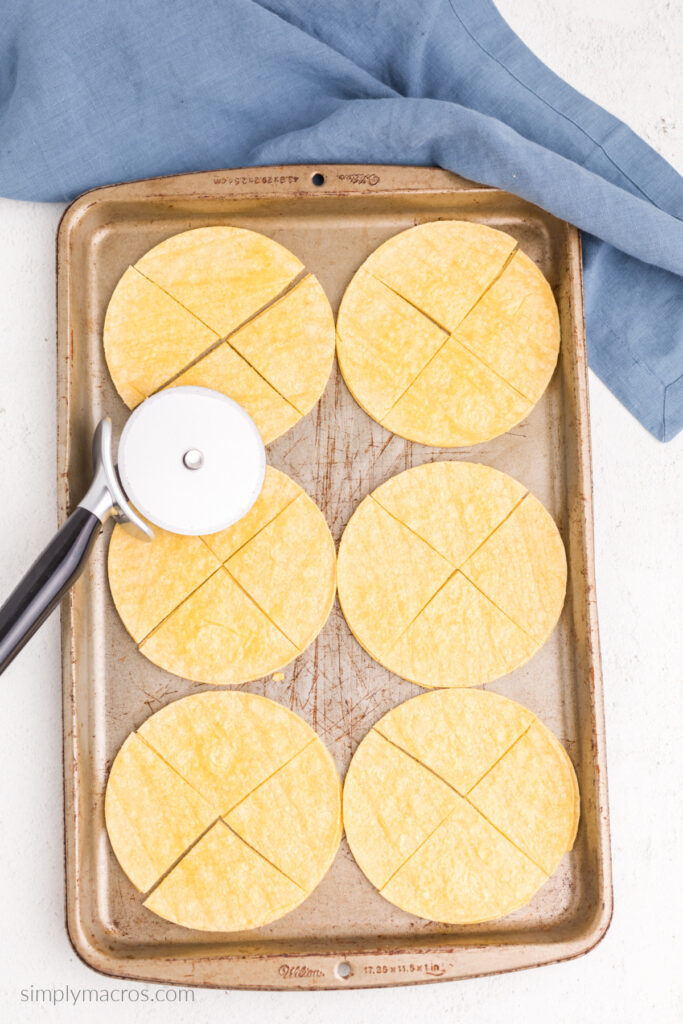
[0,418,152,676]
[0,508,101,674]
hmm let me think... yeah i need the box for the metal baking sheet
[57,164,612,989]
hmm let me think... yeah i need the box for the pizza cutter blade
[0,386,265,675]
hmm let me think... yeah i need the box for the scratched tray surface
[58,166,611,988]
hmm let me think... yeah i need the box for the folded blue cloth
[2,0,681,439]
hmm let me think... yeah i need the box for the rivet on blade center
[183,448,204,470]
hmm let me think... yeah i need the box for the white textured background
[0,1,681,1021]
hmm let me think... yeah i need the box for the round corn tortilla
[105,691,342,932]
[336,461,566,688]
[104,226,335,443]
[336,220,560,446]
[343,689,579,924]
[108,466,336,684]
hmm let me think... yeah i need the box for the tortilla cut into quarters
[336,462,565,688]
[143,821,305,932]
[108,468,335,684]
[343,690,579,924]
[336,220,559,445]
[104,733,215,894]
[134,225,303,336]
[104,227,334,443]
[105,692,342,931]
[103,266,219,408]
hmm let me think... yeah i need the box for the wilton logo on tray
[337,172,380,185]
[278,964,325,979]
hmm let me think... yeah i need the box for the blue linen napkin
[1,0,681,439]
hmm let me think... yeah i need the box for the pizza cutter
[0,386,266,675]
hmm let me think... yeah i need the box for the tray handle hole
[336,961,352,980]
[311,172,325,187]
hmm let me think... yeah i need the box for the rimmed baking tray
[57,164,612,989]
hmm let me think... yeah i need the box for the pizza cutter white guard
[0,386,265,674]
